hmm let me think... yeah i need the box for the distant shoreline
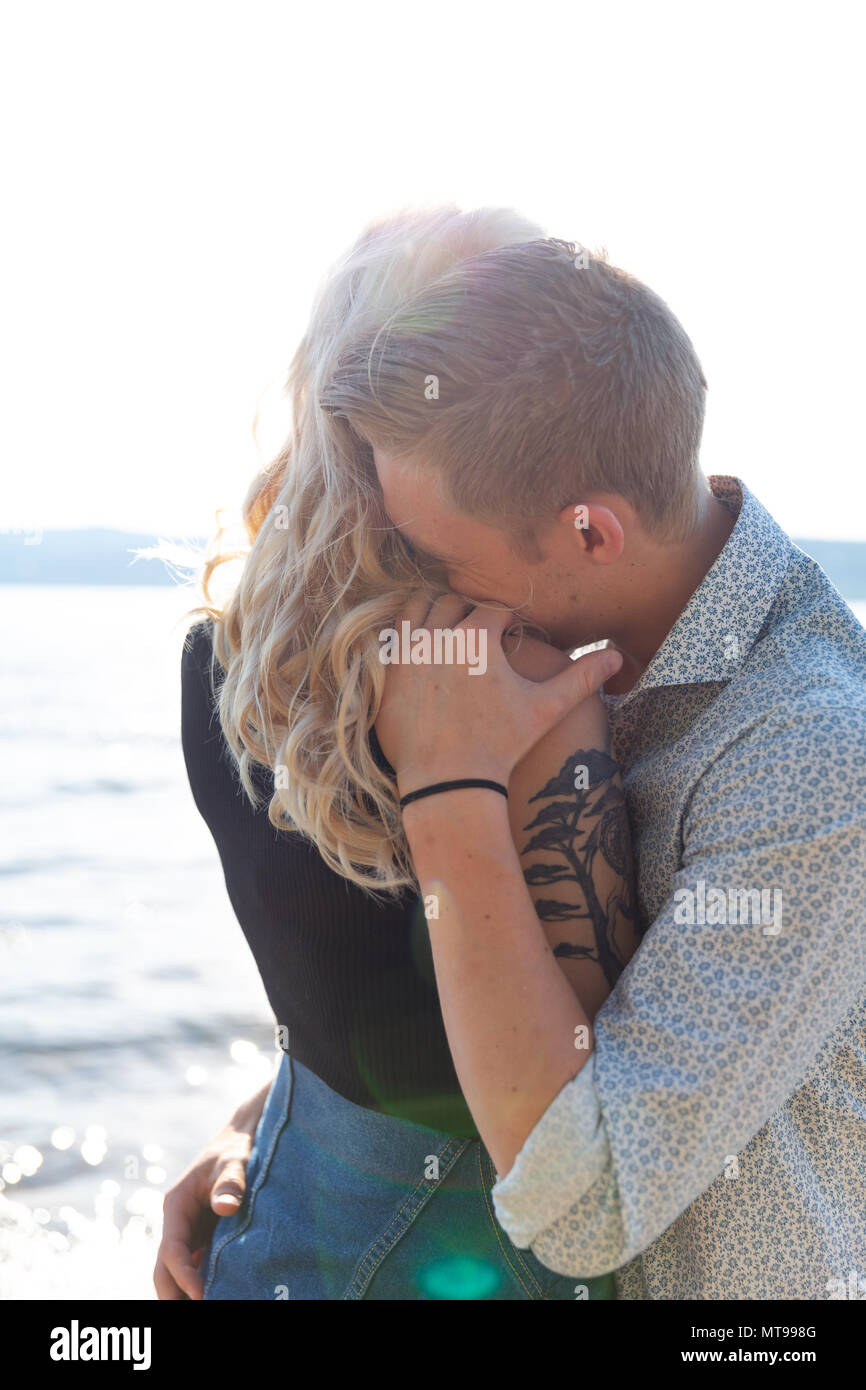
[0,530,206,587]
[2,529,866,601]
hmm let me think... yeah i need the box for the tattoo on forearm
[521,749,639,989]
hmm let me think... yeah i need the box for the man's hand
[153,1080,270,1300]
[375,592,622,798]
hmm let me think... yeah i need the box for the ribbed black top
[180,619,477,1136]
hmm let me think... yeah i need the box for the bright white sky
[2,0,864,540]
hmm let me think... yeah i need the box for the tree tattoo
[521,748,639,989]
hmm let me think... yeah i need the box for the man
[364,239,866,1299]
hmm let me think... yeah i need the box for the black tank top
[180,619,477,1136]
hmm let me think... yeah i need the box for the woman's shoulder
[180,616,224,700]
[182,614,214,656]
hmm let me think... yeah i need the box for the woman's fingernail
[603,649,623,679]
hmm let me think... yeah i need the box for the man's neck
[603,487,737,695]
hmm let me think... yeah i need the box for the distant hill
[0,530,206,586]
[790,539,866,601]
[1,528,866,600]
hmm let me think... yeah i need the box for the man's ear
[560,502,625,562]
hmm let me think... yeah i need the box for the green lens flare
[417,1256,503,1301]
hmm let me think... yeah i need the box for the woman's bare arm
[401,637,638,1177]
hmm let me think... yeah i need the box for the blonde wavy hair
[189,204,549,900]
[189,203,707,900]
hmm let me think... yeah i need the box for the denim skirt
[202,1051,615,1301]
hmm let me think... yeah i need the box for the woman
[154,205,640,1301]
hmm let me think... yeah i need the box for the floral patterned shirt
[491,475,866,1300]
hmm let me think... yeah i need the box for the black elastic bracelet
[399,778,509,810]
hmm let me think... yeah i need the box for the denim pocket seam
[476,1145,547,1300]
[203,1057,294,1298]
[342,1136,470,1300]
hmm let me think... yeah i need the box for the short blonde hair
[321,238,708,545]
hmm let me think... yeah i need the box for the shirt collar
[603,475,793,706]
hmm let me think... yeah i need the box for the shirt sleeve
[491,701,866,1276]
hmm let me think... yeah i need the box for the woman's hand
[153,1080,269,1300]
[375,591,622,798]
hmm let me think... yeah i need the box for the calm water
[0,586,275,1299]
[2,583,865,1300]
